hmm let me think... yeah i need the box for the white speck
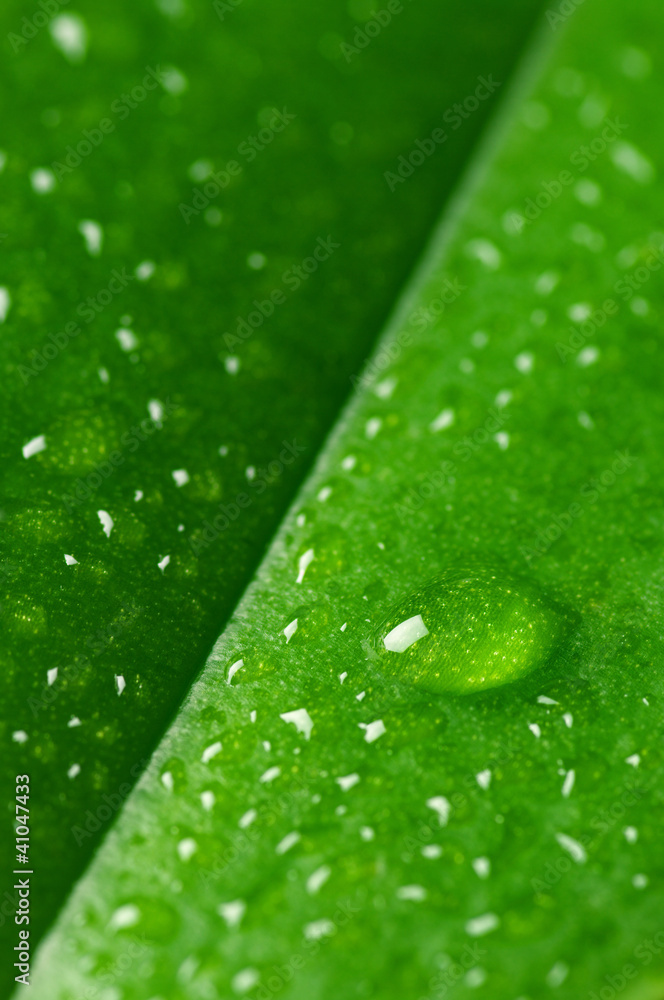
[97,510,114,537]
[109,904,140,931]
[161,771,174,791]
[296,548,315,584]
[247,252,266,270]
[360,825,375,841]
[429,408,455,433]
[546,961,569,988]
[227,658,244,685]
[471,330,488,348]
[307,865,331,894]
[570,221,605,252]
[0,287,10,323]
[304,919,335,941]
[339,671,347,684]
[336,773,360,792]
[535,270,559,295]
[276,831,301,855]
[249,709,257,723]
[611,142,655,184]
[158,554,170,572]
[561,770,575,798]
[396,884,427,901]
[134,490,143,501]
[280,708,313,740]
[0,152,6,173]
[283,618,298,643]
[159,65,189,95]
[568,302,592,322]
[355,691,366,701]
[232,968,260,994]
[218,900,245,929]
[22,435,47,459]
[374,376,397,399]
[621,46,651,80]
[98,367,110,383]
[494,432,510,451]
[574,179,602,206]
[537,695,558,705]
[529,723,541,739]
[47,667,58,686]
[67,716,82,728]
[472,857,491,879]
[631,296,649,316]
[148,399,164,424]
[172,469,189,487]
[317,486,332,503]
[577,346,599,367]
[49,13,88,62]
[12,731,28,744]
[115,328,138,352]
[426,796,451,826]
[383,614,429,652]
[625,753,640,767]
[64,554,78,566]
[67,763,81,779]
[531,308,548,326]
[360,720,386,744]
[563,712,573,728]
[115,674,126,695]
[341,455,357,471]
[365,417,382,440]
[624,826,638,843]
[187,159,212,182]
[476,769,491,790]
[201,741,222,764]
[555,832,587,863]
[259,765,281,784]
[465,968,487,989]
[30,168,56,194]
[465,913,500,937]
[422,844,443,859]
[225,356,240,375]
[239,809,257,828]
[459,357,475,374]
[514,351,534,374]
[78,220,103,256]
[578,411,595,431]
[465,238,502,270]
[633,874,648,889]
[200,790,215,812]
[340,622,348,632]
[135,260,156,281]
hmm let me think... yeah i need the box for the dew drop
[374,567,576,695]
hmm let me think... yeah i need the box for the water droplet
[374,567,576,695]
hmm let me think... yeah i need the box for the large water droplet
[374,567,576,695]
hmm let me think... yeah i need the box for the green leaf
[23,0,664,997]
[2,0,547,979]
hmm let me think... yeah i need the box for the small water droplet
[374,567,576,695]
